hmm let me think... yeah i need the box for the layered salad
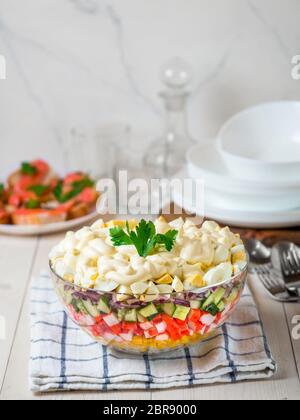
[50,218,248,353]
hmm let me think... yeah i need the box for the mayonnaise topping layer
[49,218,247,299]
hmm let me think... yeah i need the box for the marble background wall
[0,0,300,177]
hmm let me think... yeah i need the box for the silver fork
[254,265,300,302]
[277,242,300,290]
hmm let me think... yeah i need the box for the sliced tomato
[32,160,50,175]
[215,313,223,324]
[57,200,76,212]
[95,315,103,324]
[179,327,190,337]
[161,314,181,340]
[15,160,50,192]
[173,319,189,336]
[174,319,186,327]
[8,194,21,208]
[64,172,85,185]
[188,309,202,323]
[144,327,159,339]
[15,175,41,192]
[188,320,205,333]
[110,324,122,335]
[134,327,144,337]
[91,323,106,337]
[122,322,138,332]
[76,187,97,204]
[188,320,198,332]
[9,190,36,207]
[152,315,163,325]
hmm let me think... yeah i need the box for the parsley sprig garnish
[28,185,49,197]
[53,177,95,203]
[25,199,40,209]
[21,162,37,176]
[0,183,4,196]
[110,219,178,258]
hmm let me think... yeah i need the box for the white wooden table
[0,233,299,400]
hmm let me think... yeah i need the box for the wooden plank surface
[0,234,151,400]
[1,214,300,399]
[153,274,300,400]
[0,235,38,392]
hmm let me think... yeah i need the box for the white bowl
[186,142,300,212]
[217,102,300,183]
[174,168,300,229]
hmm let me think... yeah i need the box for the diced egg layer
[50,218,247,296]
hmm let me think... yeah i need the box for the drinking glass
[64,123,131,180]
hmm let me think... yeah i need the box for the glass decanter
[144,57,195,178]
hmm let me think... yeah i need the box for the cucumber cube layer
[97,297,111,314]
[173,305,190,321]
[162,302,175,316]
[124,309,137,322]
[139,303,158,319]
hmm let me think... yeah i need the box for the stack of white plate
[173,102,300,228]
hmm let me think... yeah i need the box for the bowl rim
[186,141,300,191]
[217,100,300,166]
[49,257,249,297]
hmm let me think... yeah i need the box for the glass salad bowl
[50,261,248,354]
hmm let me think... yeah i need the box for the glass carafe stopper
[161,57,193,91]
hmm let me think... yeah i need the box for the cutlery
[276,241,300,290]
[254,265,300,303]
[245,239,299,302]
[244,239,271,265]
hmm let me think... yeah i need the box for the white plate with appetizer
[0,159,100,236]
[0,210,99,236]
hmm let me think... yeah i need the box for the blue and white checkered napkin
[30,272,277,393]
